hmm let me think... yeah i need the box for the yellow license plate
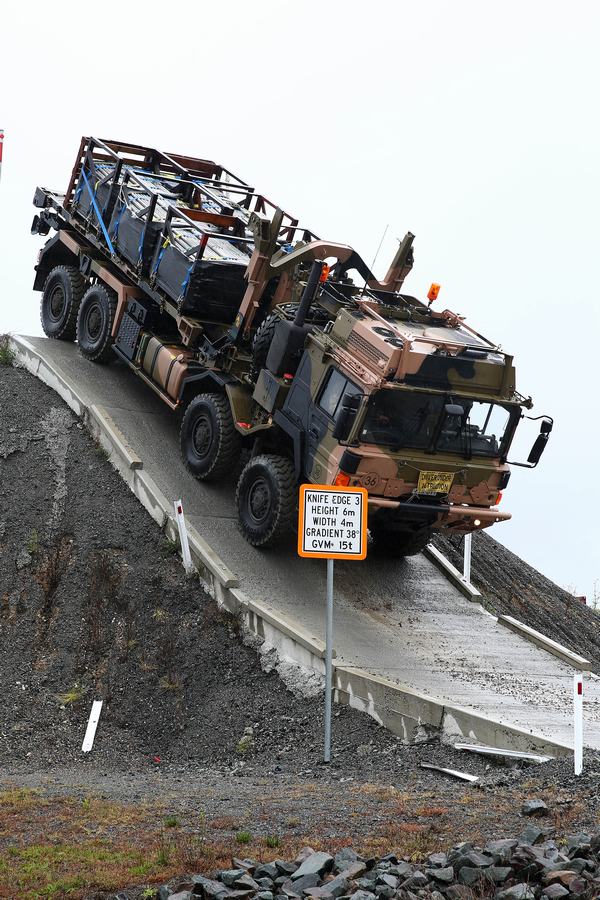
[417,470,454,495]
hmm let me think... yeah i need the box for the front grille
[347,331,385,367]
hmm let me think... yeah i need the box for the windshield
[360,390,515,458]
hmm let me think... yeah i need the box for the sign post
[574,672,583,776]
[298,484,368,762]
[463,532,472,585]
[174,499,193,573]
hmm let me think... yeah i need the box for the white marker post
[574,672,583,775]
[298,484,368,762]
[463,532,472,585]
[81,700,103,753]
[174,499,193,573]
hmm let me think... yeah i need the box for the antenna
[361,223,389,296]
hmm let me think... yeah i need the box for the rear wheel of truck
[236,454,296,547]
[370,526,433,557]
[180,393,242,481]
[40,265,86,341]
[76,283,117,363]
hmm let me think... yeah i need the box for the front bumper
[367,496,510,531]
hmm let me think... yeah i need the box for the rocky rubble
[135,827,600,900]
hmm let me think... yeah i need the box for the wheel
[180,393,242,481]
[76,283,117,363]
[236,454,296,547]
[40,265,86,340]
[370,526,434,558]
[251,313,279,378]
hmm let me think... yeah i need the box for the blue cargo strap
[151,237,170,276]
[80,168,116,256]
[111,201,126,241]
[180,262,195,298]
[137,225,147,262]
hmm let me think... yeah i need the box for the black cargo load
[152,242,247,321]
[109,206,163,274]
[72,171,112,221]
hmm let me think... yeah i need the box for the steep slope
[433,531,600,670]
[0,365,404,776]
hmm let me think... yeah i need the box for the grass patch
[264,834,280,848]
[0,842,151,899]
[58,684,84,706]
[415,806,449,817]
[0,335,15,366]
[235,830,252,845]
[208,816,240,830]
[26,529,40,556]
[151,607,167,623]
[159,674,181,691]
[93,442,110,461]
[163,815,180,828]
[161,537,179,558]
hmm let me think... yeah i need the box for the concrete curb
[498,614,591,671]
[187,525,239,589]
[89,405,142,470]
[10,335,573,756]
[12,335,87,417]
[230,588,330,659]
[334,665,571,757]
[424,544,482,601]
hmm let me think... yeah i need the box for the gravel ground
[2,361,600,864]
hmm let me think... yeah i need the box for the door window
[317,368,360,420]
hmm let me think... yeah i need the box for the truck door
[307,367,360,482]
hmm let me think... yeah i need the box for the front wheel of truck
[370,526,434,557]
[180,393,242,481]
[236,454,296,547]
[40,265,86,341]
[76,283,117,363]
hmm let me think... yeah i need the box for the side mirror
[333,394,361,441]
[527,433,549,465]
[526,417,553,465]
[509,415,553,469]
[445,403,465,417]
[31,214,50,236]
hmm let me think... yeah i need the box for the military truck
[31,137,552,554]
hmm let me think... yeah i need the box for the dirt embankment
[432,532,600,670]
[2,365,420,779]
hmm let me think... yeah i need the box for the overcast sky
[1,0,598,599]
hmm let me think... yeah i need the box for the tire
[40,265,86,341]
[180,393,242,481]
[251,313,279,378]
[236,454,296,547]
[370,526,434,558]
[76,283,117,363]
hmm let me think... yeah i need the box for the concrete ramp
[12,335,600,755]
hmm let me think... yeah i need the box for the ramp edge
[9,335,573,756]
[498,614,591,671]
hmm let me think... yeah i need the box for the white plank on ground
[81,700,103,753]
